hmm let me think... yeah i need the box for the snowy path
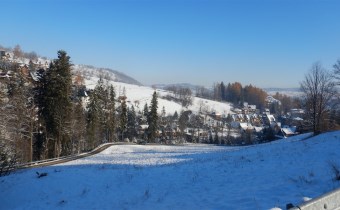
[1,132,340,210]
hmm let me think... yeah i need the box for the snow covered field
[84,74,234,116]
[1,132,340,210]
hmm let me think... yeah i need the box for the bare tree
[333,59,340,85]
[300,62,336,135]
[13,44,23,59]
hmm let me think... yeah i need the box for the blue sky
[1,0,340,88]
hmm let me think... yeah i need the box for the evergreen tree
[143,102,149,123]
[173,111,179,120]
[34,68,48,159]
[119,98,128,141]
[107,85,116,142]
[86,91,99,150]
[93,77,108,142]
[127,105,137,139]
[214,132,219,144]
[209,134,213,144]
[220,82,226,101]
[71,100,86,154]
[38,50,73,157]
[147,91,158,142]
[178,110,191,139]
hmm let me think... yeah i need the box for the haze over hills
[154,83,303,98]
[264,87,303,98]
[152,83,204,92]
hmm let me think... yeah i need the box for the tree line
[0,51,159,175]
[212,82,268,110]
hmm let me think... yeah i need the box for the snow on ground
[84,75,233,115]
[1,132,340,210]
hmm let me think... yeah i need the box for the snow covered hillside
[84,74,234,116]
[73,64,142,86]
[1,49,143,86]
[264,88,303,98]
[1,49,233,115]
[2,132,340,209]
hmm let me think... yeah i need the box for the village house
[277,126,299,138]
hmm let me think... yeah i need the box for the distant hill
[0,44,142,86]
[73,64,142,86]
[264,87,303,98]
[152,83,206,92]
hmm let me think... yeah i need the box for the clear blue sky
[2,0,340,88]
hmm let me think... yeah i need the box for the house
[278,126,299,138]
[239,122,254,132]
[262,114,276,126]
[248,105,256,112]
[243,102,257,114]
[264,108,270,115]
[253,126,264,133]
[233,108,242,114]
[138,124,149,135]
[266,96,281,106]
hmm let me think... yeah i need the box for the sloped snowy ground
[1,132,340,210]
[84,76,234,116]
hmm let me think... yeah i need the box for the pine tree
[209,134,213,144]
[178,111,190,139]
[127,105,137,139]
[71,100,86,154]
[147,91,158,142]
[33,68,48,159]
[37,50,73,157]
[119,98,128,141]
[143,102,149,123]
[107,85,116,142]
[93,77,108,142]
[86,91,99,150]
[214,132,219,144]
[221,82,226,101]
[173,111,178,120]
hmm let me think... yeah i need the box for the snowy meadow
[1,132,340,210]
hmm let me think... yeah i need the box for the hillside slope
[0,50,142,86]
[73,64,142,86]
[84,75,233,116]
[1,132,340,209]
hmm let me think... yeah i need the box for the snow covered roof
[254,126,264,133]
[139,125,149,129]
[240,122,253,130]
[30,71,39,81]
[267,114,276,122]
[281,127,297,135]
[266,96,281,105]
[248,105,256,110]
